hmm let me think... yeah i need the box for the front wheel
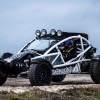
[29,62,52,86]
[0,73,7,86]
[90,61,100,84]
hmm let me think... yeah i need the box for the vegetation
[0,87,100,100]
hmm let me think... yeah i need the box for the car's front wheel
[0,73,7,86]
[29,62,52,86]
[90,60,100,84]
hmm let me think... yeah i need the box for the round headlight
[57,30,62,36]
[35,30,41,37]
[41,29,47,36]
[50,29,56,36]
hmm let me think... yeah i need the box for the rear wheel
[90,61,100,84]
[29,62,52,86]
[52,75,66,82]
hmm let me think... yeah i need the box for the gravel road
[0,74,100,93]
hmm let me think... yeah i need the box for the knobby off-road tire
[90,61,100,84]
[29,62,52,86]
[52,75,66,82]
[0,74,7,86]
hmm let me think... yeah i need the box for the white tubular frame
[31,35,92,68]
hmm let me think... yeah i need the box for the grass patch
[0,87,100,100]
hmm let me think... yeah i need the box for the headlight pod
[41,29,47,36]
[50,29,56,36]
[57,30,62,36]
[35,29,62,37]
[35,30,41,37]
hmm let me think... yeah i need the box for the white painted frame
[31,35,92,68]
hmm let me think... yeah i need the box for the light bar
[57,30,62,36]
[35,30,41,37]
[50,29,56,36]
[41,29,47,36]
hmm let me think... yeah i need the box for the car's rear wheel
[0,73,7,86]
[90,60,100,84]
[52,75,66,82]
[29,62,52,86]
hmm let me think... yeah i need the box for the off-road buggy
[0,29,100,86]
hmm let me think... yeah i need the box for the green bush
[0,87,100,100]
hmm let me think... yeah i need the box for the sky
[0,0,100,55]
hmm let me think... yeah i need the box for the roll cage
[31,35,92,69]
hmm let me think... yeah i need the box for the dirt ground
[0,74,100,93]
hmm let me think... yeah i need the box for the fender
[0,60,8,73]
[92,55,100,61]
[31,58,53,69]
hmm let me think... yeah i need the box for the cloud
[0,0,100,54]
[0,1,97,20]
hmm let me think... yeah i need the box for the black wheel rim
[38,64,50,83]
